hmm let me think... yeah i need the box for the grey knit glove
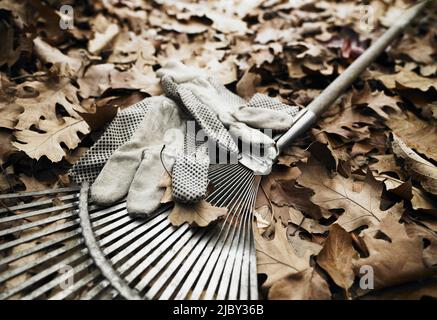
[70,96,186,218]
[157,61,299,203]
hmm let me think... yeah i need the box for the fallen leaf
[255,220,311,289]
[379,175,437,216]
[168,201,227,227]
[386,111,437,162]
[270,179,324,220]
[353,214,436,291]
[352,84,402,119]
[317,224,358,291]
[88,14,120,55]
[158,172,173,204]
[14,78,88,130]
[391,134,437,195]
[378,68,437,92]
[13,117,90,162]
[268,267,331,300]
[297,159,402,231]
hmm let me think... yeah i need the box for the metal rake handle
[276,0,431,154]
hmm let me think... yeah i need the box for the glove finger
[91,141,144,205]
[177,86,239,155]
[229,122,276,148]
[172,143,210,203]
[127,147,165,217]
[91,97,184,206]
[129,126,185,216]
[157,60,204,84]
[233,107,295,131]
[248,93,300,116]
[68,98,152,183]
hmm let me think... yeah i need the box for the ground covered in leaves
[0,0,436,300]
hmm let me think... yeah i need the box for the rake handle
[276,0,431,154]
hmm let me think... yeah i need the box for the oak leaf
[377,175,437,216]
[14,78,88,130]
[392,134,437,195]
[254,220,312,289]
[13,117,90,162]
[268,267,331,300]
[386,111,437,162]
[168,201,226,228]
[297,159,402,231]
[378,68,437,92]
[353,214,436,290]
[316,224,358,291]
[352,84,402,119]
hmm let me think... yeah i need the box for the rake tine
[206,166,249,205]
[122,225,191,284]
[0,219,80,252]
[77,215,170,299]
[0,202,78,224]
[0,194,79,215]
[103,213,170,259]
[216,178,256,299]
[0,230,82,267]
[158,228,218,300]
[0,240,83,284]
[0,211,79,237]
[0,249,89,300]
[140,228,207,297]
[190,172,255,299]
[22,256,94,300]
[0,187,80,200]
[206,177,254,299]
[49,269,101,300]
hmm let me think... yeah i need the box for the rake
[0,1,429,300]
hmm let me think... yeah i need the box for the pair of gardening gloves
[69,61,299,217]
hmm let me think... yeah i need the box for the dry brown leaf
[33,37,83,76]
[78,63,161,98]
[361,277,437,300]
[0,74,24,130]
[88,14,120,55]
[255,220,312,290]
[386,111,437,163]
[352,85,402,119]
[378,68,437,92]
[14,78,88,131]
[270,179,324,220]
[277,145,310,167]
[0,130,16,165]
[236,70,261,99]
[353,213,436,291]
[13,117,90,162]
[158,172,173,204]
[377,175,437,216]
[370,154,405,179]
[392,134,437,195]
[297,159,402,231]
[317,224,358,291]
[268,267,331,300]
[288,208,329,235]
[168,201,227,228]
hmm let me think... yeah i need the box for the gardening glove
[69,97,154,183]
[157,61,298,152]
[89,96,186,218]
[157,61,300,203]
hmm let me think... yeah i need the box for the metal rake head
[0,164,259,300]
